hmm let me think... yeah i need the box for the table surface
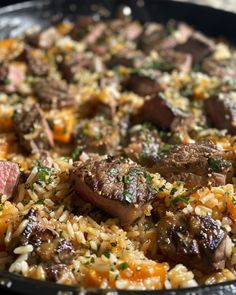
[175,0,236,12]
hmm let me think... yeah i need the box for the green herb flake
[171,195,189,206]
[35,160,52,184]
[161,143,172,153]
[103,250,110,258]
[207,157,222,172]
[36,199,45,205]
[71,146,83,161]
[4,78,11,85]
[118,262,128,270]
[123,190,133,203]
[123,175,131,184]
[170,187,178,196]
[108,167,118,178]
[0,204,3,211]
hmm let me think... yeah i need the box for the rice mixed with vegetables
[1,12,236,290]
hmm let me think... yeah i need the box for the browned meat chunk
[75,116,120,155]
[137,93,190,130]
[159,50,192,72]
[156,213,227,273]
[25,48,49,77]
[45,264,71,282]
[107,51,144,69]
[0,63,25,93]
[202,57,236,84]
[175,32,214,64]
[0,161,20,199]
[13,104,54,153]
[72,156,157,224]
[124,124,160,167]
[21,209,75,264]
[125,70,163,96]
[205,93,236,135]
[34,79,75,109]
[70,17,105,44]
[138,22,192,53]
[153,142,231,187]
[26,27,60,49]
[59,51,104,82]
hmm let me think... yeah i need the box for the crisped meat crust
[205,93,236,135]
[156,213,227,273]
[13,104,54,154]
[137,93,191,130]
[125,70,164,96]
[75,116,120,155]
[72,156,156,224]
[25,48,49,77]
[34,79,75,109]
[153,142,231,187]
[124,124,160,167]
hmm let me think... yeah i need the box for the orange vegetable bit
[227,195,236,222]
[0,201,18,245]
[51,110,76,144]
[120,262,167,288]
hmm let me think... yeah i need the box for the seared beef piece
[153,142,231,187]
[75,116,120,155]
[175,32,214,64]
[13,104,54,153]
[72,156,156,225]
[205,93,236,135]
[25,48,49,77]
[125,70,164,96]
[34,79,75,109]
[26,27,60,49]
[202,57,236,82]
[124,124,160,167]
[21,209,57,246]
[138,22,192,53]
[107,51,144,69]
[0,161,20,199]
[59,51,104,82]
[122,21,143,41]
[159,50,192,72]
[70,16,105,44]
[0,63,25,93]
[45,264,70,282]
[138,23,165,53]
[21,209,75,263]
[156,213,227,273]
[137,93,190,130]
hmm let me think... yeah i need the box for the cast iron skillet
[1,0,236,294]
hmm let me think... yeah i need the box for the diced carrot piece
[227,195,236,222]
[0,201,18,244]
[51,110,76,143]
[120,262,166,288]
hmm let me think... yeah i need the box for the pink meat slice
[0,161,20,198]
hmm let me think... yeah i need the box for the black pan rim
[0,0,236,293]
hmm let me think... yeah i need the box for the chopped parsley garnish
[170,187,178,195]
[108,167,119,178]
[3,78,11,85]
[207,157,222,172]
[171,195,189,206]
[123,190,133,203]
[118,262,128,270]
[71,146,83,161]
[123,175,131,184]
[35,160,52,184]
[0,204,3,211]
[36,198,45,205]
[161,143,172,153]
[103,250,110,258]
